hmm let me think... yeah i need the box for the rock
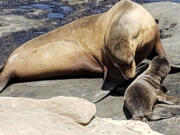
[60,0,104,5]
[0,96,96,125]
[60,0,89,5]
[0,78,126,119]
[0,96,162,135]
[48,96,96,125]
[88,118,163,135]
[31,3,52,11]
[0,14,44,37]
[60,6,73,14]
[47,13,65,19]
[143,1,180,64]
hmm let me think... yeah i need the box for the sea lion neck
[141,71,162,89]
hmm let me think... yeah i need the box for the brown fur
[124,56,180,121]
[0,0,165,91]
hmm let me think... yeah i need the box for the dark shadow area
[111,61,150,96]
[123,105,132,120]
[162,85,168,93]
[93,61,150,103]
[0,69,103,93]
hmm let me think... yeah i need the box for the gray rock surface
[0,96,162,135]
[0,1,180,135]
[0,96,96,125]
[0,15,44,37]
[143,2,180,64]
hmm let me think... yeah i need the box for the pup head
[149,56,170,79]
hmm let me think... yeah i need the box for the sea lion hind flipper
[0,69,11,92]
[158,92,180,105]
[157,95,175,105]
[0,75,10,92]
[169,64,180,74]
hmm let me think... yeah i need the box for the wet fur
[124,56,180,121]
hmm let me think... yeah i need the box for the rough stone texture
[0,1,180,135]
[61,0,89,5]
[48,96,96,125]
[1,79,126,119]
[0,96,162,135]
[143,2,180,64]
[0,96,96,125]
[0,15,44,37]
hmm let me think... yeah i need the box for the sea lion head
[105,45,136,80]
[149,56,170,79]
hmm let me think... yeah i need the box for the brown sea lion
[124,56,180,122]
[0,0,179,92]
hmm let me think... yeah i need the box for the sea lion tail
[0,65,3,72]
[169,64,180,74]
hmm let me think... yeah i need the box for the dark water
[16,0,180,19]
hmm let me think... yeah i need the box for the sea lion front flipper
[169,64,180,74]
[92,66,125,103]
[92,90,111,103]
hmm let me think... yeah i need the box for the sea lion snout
[113,57,135,80]
[123,59,136,80]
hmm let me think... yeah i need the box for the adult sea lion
[0,0,179,92]
[124,56,180,122]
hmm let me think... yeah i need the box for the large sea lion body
[124,56,180,121]
[0,0,165,91]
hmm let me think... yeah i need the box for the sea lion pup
[124,56,180,122]
[0,0,179,92]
